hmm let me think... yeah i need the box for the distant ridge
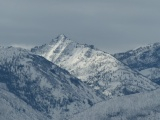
[31,34,158,97]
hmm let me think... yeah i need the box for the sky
[0,0,160,53]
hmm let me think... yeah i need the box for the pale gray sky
[0,0,160,53]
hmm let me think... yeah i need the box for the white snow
[0,87,49,120]
[114,42,160,84]
[32,35,158,97]
[0,46,102,120]
[71,89,160,120]
[140,68,160,80]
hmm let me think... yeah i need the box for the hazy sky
[0,0,160,53]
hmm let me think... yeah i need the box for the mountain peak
[32,36,158,97]
[56,34,68,40]
[50,34,71,44]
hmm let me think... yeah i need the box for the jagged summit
[51,34,70,43]
[51,34,96,49]
[31,35,158,97]
[56,34,68,40]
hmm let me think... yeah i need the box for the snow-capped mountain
[0,84,49,120]
[31,34,158,97]
[0,46,102,120]
[71,89,160,120]
[114,43,160,84]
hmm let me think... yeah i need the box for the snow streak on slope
[0,46,102,120]
[0,84,49,120]
[71,89,160,120]
[114,42,160,84]
[31,34,158,97]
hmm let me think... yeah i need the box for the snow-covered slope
[0,84,49,120]
[114,42,160,84]
[71,89,160,120]
[0,46,101,120]
[31,34,158,97]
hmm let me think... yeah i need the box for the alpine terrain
[0,84,49,120]
[31,34,158,97]
[114,43,160,85]
[71,88,160,120]
[0,46,102,120]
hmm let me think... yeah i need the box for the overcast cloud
[0,0,160,53]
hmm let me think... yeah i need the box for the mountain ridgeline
[31,34,158,97]
[0,34,160,120]
[0,46,102,120]
[114,43,160,84]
